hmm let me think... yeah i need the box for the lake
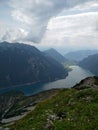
[0,66,94,96]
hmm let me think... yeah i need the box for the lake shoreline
[0,72,68,91]
[0,66,94,96]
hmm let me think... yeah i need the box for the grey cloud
[1,0,98,43]
[9,0,67,43]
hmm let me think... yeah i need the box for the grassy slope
[10,85,98,130]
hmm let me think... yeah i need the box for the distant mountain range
[0,42,68,88]
[44,48,68,64]
[65,50,98,61]
[79,54,98,76]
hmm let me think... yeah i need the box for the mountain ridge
[0,42,68,88]
[65,50,98,61]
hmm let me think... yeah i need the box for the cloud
[40,12,98,50]
[1,28,28,42]
[0,0,98,43]
[8,0,68,43]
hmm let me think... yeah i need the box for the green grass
[10,87,98,130]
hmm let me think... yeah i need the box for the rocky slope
[0,90,59,123]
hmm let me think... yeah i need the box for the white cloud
[40,12,98,49]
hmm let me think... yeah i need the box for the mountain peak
[44,48,67,63]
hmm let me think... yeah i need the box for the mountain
[79,54,98,76]
[0,42,68,88]
[44,48,68,64]
[65,50,98,61]
[3,77,98,130]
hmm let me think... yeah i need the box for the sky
[0,0,98,53]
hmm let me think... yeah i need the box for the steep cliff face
[0,42,68,88]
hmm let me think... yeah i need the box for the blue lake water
[0,66,94,96]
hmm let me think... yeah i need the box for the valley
[0,44,97,130]
[1,1,98,129]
